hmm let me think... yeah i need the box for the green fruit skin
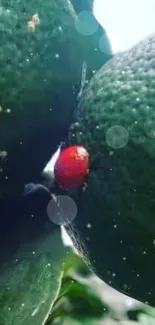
[68,34,155,306]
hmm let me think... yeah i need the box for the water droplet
[87,223,92,228]
[47,195,77,225]
[106,125,129,149]
[58,26,62,32]
[109,151,114,156]
[55,53,60,58]
[75,11,99,36]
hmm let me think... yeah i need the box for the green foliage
[45,249,155,325]
[0,230,68,325]
[1,229,155,325]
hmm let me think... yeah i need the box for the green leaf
[0,229,69,325]
[46,251,109,324]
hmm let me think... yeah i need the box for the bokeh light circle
[106,125,129,149]
[75,10,99,36]
[47,195,77,226]
[98,33,113,55]
[0,6,18,32]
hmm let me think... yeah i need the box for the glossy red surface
[54,145,89,189]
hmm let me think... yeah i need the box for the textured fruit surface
[68,34,155,306]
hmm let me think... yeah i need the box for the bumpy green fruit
[68,34,155,306]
